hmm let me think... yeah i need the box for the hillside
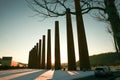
[77,52,120,66]
[90,52,120,66]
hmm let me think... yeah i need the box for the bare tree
[26,0,120,53]
[26,0,93,70]
[26,0,103,16]
[85,0,120,52]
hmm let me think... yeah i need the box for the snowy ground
[0,69,94,80]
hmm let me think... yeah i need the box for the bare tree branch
[26,0,120,52]
[26,0,66,17]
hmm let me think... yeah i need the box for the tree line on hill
[61,52,120,68]
[76,52,120,67]
[89,52,120,66]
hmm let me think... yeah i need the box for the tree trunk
[104,0,120,52]
[113,35,119,53]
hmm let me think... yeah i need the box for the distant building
[11,61,18,66]
[1,57,12,66]
[1,56,27,67]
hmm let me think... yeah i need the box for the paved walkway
[0,69,94,80]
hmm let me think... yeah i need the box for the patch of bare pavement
[0,69,94,80]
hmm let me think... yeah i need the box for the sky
[0,0,115,64]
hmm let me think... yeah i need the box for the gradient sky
[0,0,115,64]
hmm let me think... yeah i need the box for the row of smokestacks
[28,8,91,70]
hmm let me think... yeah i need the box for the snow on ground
[0,69,94,80]
[52,70,94,80]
